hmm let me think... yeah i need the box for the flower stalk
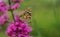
[8,0,15,22]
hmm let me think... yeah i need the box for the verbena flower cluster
[0,14,9,25]
[0,2,9,13]
[10,0,23,10]
[0,0,32,37]
[0,1,9,30]
[6,16,32,37]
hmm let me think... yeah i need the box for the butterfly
[14,7,32,24]
[19,8,32,24]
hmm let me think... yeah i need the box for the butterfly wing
[20,8,32,24]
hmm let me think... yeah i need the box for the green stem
[8,0,15,22]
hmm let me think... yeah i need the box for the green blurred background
[0,0,60,37]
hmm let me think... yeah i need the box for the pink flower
[12,3,20,10]
[0,2,5,7]
[6,16,32,37]
[0,14,9,25]
[0,2,9,13]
